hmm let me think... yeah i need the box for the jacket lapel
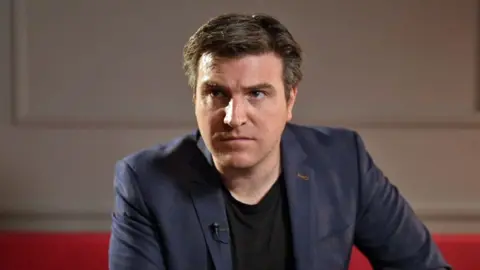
[282,125,354,269]
[188,137,232,270]
[281,126,315,270]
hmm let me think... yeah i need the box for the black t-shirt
[223,175,294,270]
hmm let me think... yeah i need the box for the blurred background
[0,0,479,236]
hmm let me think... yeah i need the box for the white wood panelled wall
[0,0,479,232]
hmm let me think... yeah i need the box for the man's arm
[109,160,166,270]
[352,132,451,269]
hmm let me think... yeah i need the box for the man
[108,13,451,270]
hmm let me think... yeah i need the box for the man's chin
[213,152,256,169]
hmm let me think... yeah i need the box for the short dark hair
[182,13,303,98]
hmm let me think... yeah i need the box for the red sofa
[0,232,478,270]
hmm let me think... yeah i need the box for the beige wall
[0,0,479,232]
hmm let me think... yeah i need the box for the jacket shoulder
[119,131,199,175]
[286,123,369,179]
[287,123,361,149]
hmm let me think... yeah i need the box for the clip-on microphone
[210,222,229,244]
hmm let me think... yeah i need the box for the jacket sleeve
[352,132,451,269]
[108,160,166,270]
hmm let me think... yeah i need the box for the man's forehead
[198,53,246,73]
[198,52,281,72]
[196,52,284,90]
[198,53,219,72]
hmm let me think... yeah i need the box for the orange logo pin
[297,173,309,180]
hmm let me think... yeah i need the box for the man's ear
[287,87,298,121]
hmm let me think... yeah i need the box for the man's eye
[209,89,225,97]
[250,90,265,99]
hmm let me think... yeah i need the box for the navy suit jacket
[109,123,451,270]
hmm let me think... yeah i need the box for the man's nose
[224,97,247,128]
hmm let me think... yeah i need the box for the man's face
[194,52,297,169]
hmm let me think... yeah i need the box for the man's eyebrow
[243,83,275,90]
[199,81,275,90]
[200,80,225,89]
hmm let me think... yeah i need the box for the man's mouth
[220,137,253,141]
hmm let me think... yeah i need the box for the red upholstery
[0,232,478,270]
[0,233,109,270]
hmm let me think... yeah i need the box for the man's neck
[215,148,282,205]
